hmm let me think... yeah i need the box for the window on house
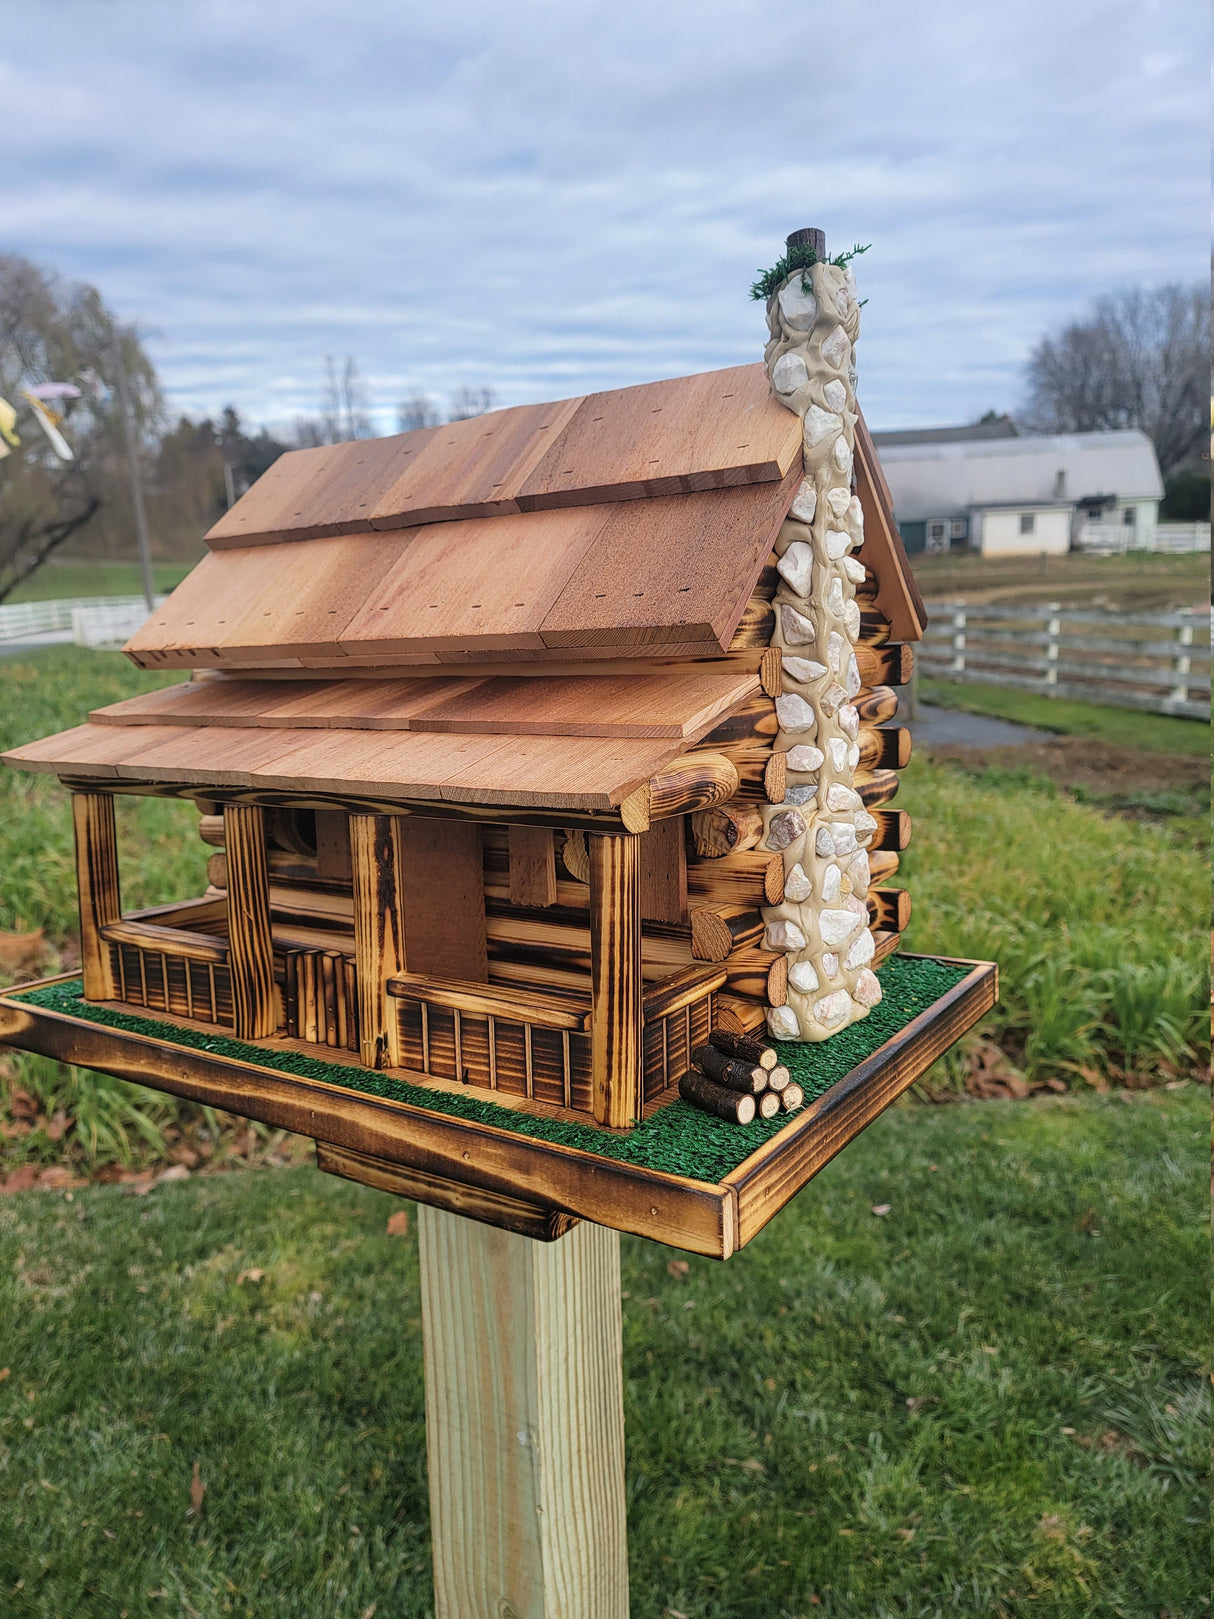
[927,521,946,541]
[949,519,968,540]
[1123,507,1135,525]
[1019,512,1036,535]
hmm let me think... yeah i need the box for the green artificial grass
[0,1088,1206,1617]
[12,956,970,1185]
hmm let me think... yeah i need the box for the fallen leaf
[0,929,47,975]
[156,1164,190,1184]
[896,1526,915,1541]
[7,1087,38,1120]
[385,1210,409,1237]
[981,1345,998,1355]
[0,1367,10,1382]
[235,1268,265,1286]
[666,1259,690,1278]
[663,1610,690,1619]
[1,1166,38,1195]
[103,1528,116,1540]
[36,1166,77,1189]
[189,1461,206,1516]
[44,1110,73,1142]
[871,1204,891,1217]
[360,1607,377,1619]
[928,1164,939,1172]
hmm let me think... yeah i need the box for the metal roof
[876,429,1163,521]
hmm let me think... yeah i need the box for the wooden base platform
[0,956,995,1258]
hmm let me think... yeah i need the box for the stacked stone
[758,256,884,1042]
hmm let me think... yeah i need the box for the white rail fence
[1077,521,1210,555]
[0,595,164,648]
[920,602,1211,721]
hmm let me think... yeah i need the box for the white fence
[1077,521,1210,555]
[0,594,163,647]
[920,601,1211,721]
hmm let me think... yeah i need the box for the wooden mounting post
[222,803,277,1039]
[419,1207,628,1619]
[72,791,121,1000]
[588,832,642,1130]
[349,813,407,1069]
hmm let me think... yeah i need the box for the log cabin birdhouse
[0,231,995,1256]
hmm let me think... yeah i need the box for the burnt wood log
[620,752,738,834]
[868,887,913,934]
[691,1044,768,1094]
[870,809,912,851]
[678,1070,756,1124]
[857,726,913,771]
[728,596,775,649]
[686,849,785,909]
[690,904,764,963]
[707,1029,778,1070]
[690,802,763,858]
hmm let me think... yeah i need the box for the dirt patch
[926,736,1208,806]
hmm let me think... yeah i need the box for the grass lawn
[0,1088,1206,1619]
[918,677,1210,757]
[909,550,1209,612]
[5,558,197,604]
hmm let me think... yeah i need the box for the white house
[871,426,1164,556]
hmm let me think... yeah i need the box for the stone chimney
[756,231,883,1042]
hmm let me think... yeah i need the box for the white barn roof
[876,429,1163,522]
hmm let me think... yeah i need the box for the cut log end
[767,953,788,1008]
[691,802,763,859]
[780,1082,805,1112]
[757,1090,781,1119]
[763,750,787,805]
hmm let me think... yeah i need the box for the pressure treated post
[222,803,277,1039]
[419,1207,629,1619]
[588,832,642,1129]
[349,813,406,1068]
[72,791,121,1000]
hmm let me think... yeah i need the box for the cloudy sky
[6,0,1207,435]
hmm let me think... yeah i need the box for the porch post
[349,813,406,1069]
[222,803,277,1039]
[588,831,642,1129]
[72,791,121,1001]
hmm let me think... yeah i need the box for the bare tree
[0,254,161,604]
[397,392,441,432]
[294,355,373,446]
[1022,283,1209,475]
[448,385,496,422]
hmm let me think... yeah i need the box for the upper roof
[878,428,1164,521]
[124,363,924,673]
[204,364,800,547]
[872,418,1018,447]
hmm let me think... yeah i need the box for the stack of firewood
[678,1028,805,1124]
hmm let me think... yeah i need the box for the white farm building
[871,424,1165,557]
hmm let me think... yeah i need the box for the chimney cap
[785,227,826,258]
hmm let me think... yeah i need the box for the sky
[5,0,1208,436]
